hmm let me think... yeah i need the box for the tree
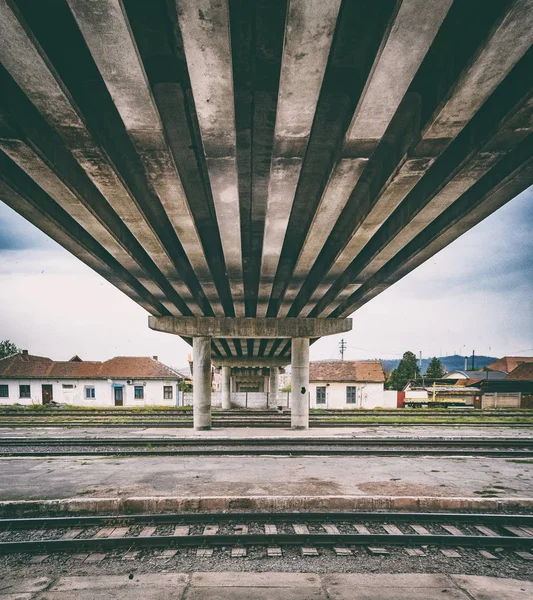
[178,380,192,393]
[425,357,445,379]
[386,351,420,390]
[280,383,291,393]
[0,340,19,360]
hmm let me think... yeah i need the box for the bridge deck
[0,0,532,358]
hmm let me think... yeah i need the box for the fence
[181,391,291,409]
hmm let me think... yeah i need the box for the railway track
[0,422,531,429]
[0,409,531,418]
[1,512,532,557]
[1,437,532,457]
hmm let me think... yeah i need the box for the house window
[19,384,31,398]
[163,385,173,399]
[316,386,326,405]
[0,385,8,398]
[85,386,96,399]
[134,386,144,399]
[346,386,357,404]
[62,384,74,389]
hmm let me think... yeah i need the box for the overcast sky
[0,187,532,369]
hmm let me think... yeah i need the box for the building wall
[308,381,385,409]
[0,379,180,407]
[482,392,521,409]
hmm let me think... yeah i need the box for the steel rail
[0,411,530,418]
[0,533,530,555]
[0,421,531,428]
[2,449,533,457]
[2,511,532,529]
[1,437,531,447]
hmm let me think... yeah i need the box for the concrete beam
[336,138,533,318]
[256,0,341,316]
[66,0,223,317]
[177,0,244,316]
[278,0,453,316]
[0,0,193,316]
[310,0,533,317]
[0,171,167,317]
[148,316,351,338]
[212,356,290,368]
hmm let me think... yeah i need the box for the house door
[42,384,53,405]
[114,386,124,406]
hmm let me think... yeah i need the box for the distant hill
[380,354,499,374]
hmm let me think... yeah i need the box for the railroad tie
[109,527,130,538]
[267,547,282,557]
[60,528,83,540]
[234,525,248,535]
[502,526,533,538]
[231,547,247,558]
[334,547,352,556]
[405,548,425,557]
[353,524,370,535]
[94,527,116,539]
[410,524,430,535]
[479,550,498,560]
[203,525,219,536]
[86,553,106,562]
[301,546,319,556]
[139,527,157,537]
[474,525,498,537]
[322,524,340,535]
[440,549,461,558]
[368,547,389,555]
[441,525,464,536]
[382,524,403,535]
[160,549,178,558]
[197,548,214,557]
[515,551,533,561]
[173,526,190,536]
[265,524,278,535]
[293,524,310,535]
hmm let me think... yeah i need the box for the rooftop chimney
[21,350,28,360]
[152,355,158,361]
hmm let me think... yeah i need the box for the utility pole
[471,350,475,371]
[339,338,347,361]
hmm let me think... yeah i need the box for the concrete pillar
[221,366,231,410]
[269,367,279,405]
[291,338,309,430]
[193,336,212,430]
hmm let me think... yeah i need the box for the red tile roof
[0,352,184,380]
[487,356,533,373]
[309,360,385,383]
[505,363,533,381]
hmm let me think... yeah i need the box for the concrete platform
[1,425,533,439]
[0,572,531,599]
[0,451,531,514]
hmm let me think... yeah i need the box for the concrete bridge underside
[1,0,532,365]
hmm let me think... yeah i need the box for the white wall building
[308,360,393,409]
[0,351,187,407]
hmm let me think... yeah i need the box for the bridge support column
[193,336,212,430]
[221,366,232,410]
[269,367,279,406]
[291,338,309,430]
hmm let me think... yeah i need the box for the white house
[0,350,187,407]
[308,360,393,409]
